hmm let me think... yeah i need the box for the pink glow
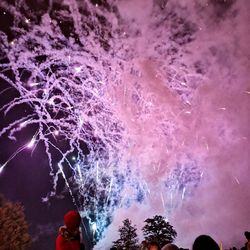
[0,0,249,248]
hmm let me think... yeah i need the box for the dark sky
[0,82,92,248]
[0,88,75,248]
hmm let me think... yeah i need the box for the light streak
[181,187,186,200]
[170,192,173,207]
[29,82,40,87]
[96,161,99,183]
[161,192,165,210]
[106,177,113,203]
[27,137,36,148]
[92,222,97,231]
[77,164,83,183]
[79,117,83,126]
[0,163,7,174]
[20,121,28,128]
[234,176,240,185]
[58,163,78,208]
[0,138,38,173]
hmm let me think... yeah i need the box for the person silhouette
[192,235,219,250]
[56,210,84,250]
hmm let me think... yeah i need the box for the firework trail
[1,0,249,245]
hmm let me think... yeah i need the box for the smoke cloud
[0,0,249,249]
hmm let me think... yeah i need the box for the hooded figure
[56,210,83,250]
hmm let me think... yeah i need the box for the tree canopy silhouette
[142,215,177,248]
[112,218,139,250]
[0,194,31,250]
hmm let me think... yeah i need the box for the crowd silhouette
[55,210,250,250]
[135,232,250,250]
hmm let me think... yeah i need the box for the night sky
[0,0,250,249]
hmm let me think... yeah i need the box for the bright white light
[182,187,186,200]
[20,121,27,128]
[54,130,59,136]
[218,107,226,111]
[48,98,54,105]
[27,137,36,148]
[74,66,81,73]
[79,117,83,126]
[0,164,6,174]
[92,222,97,231]
[72,156,76,161]
[29,82,39,87]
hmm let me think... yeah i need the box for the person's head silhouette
[193,235,219,250]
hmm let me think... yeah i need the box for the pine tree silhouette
[112,218,139,250]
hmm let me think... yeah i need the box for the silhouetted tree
[112,218,139,250]
[0,194,31,250]
[142,215,177,248]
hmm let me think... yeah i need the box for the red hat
[64,211,81,230]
